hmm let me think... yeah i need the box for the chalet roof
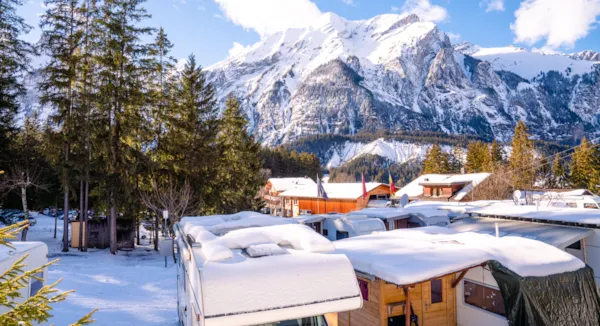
[178,212,362,325]
[280,182,386,200]
[396,173,491,201]
[450,216,593,248]
[334,227,584,286]
[267,177,316,192]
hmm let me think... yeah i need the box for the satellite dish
[399,194,409,208]
[513,190,522,204]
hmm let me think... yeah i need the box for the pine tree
[95,0,154,254]
[215,96,263,213]
[0,222,97,325]
[422,143,449,174]
[551,153,566,188]
[465,142,489,173]
[570,137,600,191]
[488,140,503,170]
[0,0,35,171]
[39,0,85,252]
[509,121,534,189]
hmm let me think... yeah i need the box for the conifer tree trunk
[62,166,69,252]
[53,196,58,239]
[110,204,116,254]
[83,178,89,251]
[79,180,84,250]
[20,185,28,241]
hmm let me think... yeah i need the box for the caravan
[174,212,362,326]
[0,241,49,315]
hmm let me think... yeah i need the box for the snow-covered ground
[25,213,178,326]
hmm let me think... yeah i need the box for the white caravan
[174,212,362,326]
[0,241,49,315]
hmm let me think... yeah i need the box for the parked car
[10,215,36,226]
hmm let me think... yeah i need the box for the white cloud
[399,0,448,23]
[480,0,505,12]
[531,46,563,55]
[341,0,356,6]
[213,0,323,37]
[511,0,600,49]
[228,42,252,56]
[447,32,461,42]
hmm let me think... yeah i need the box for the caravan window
[464,280,506,317]
[336,231,349,240]
[584,203,599,209]
[29,272,43,297]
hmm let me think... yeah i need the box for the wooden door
[421,278,450,326]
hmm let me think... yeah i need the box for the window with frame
[293,199,299,205]
[584,203,599,209]
[463,280,506,316]
[431,279,443,303]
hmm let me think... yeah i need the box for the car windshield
[256,316,328,326]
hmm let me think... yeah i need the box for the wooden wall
[331,274,457,326]
[286,184,392,216]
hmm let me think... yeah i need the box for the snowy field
[26,213,178,326]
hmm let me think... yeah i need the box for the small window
[293,199,299,205]
[358,279,369,301]
[30,272,43,297]
[567,240,582,250]
[322,229,328,237]
[566,202,577,208]
[464,280,506,316]
[369,195,378,200]
[584,203,599,209]
[336,231,349,240]
[431,279,443,303]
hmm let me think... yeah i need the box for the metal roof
[449,216,593,249]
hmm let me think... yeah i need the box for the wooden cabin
[327,273,458,326]
[262,177,316,215]
[396,173,491,202]
[329,227,588,326]
[279,183,391,217]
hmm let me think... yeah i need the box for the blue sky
[18,0,600,68]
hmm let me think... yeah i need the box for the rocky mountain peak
[205,13,600,146]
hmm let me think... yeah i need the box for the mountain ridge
[206,12,600,146]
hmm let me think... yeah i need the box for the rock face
[205,13,600,145]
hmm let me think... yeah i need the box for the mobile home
[295,214,387,241]
[330,227,598,326]
[174,212,363,325]
[467,204,600,286]
[0,241,49,315]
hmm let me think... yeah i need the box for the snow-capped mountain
[206,13,600,146]
[324,138,446,169]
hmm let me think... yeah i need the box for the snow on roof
[348,208,411,220]
[280,182,385,200]
[450,217,593,248]
[469,205,600,226]
[268,177,316,192]
[334,227,584,286]
[178,213,362,325]
[0,241,47,264]
[396,173,490,200]
[181,212,296,236]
